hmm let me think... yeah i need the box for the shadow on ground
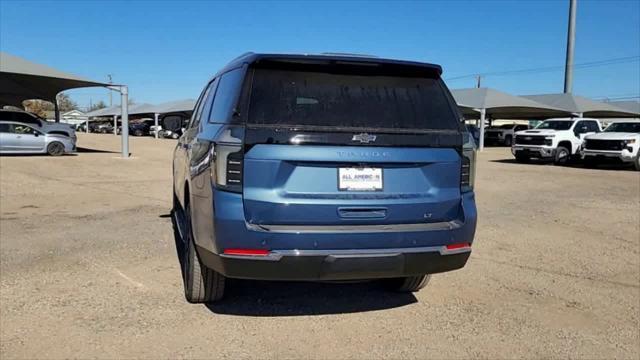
[206,279,417,317]
[169,210,418,317]
[76,147,120,154]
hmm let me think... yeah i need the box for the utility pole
[107,74,113,106]
[476,75,482,88]
[564,0,577,93]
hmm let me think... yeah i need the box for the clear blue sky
[1,0,639,109]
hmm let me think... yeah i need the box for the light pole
[107,74,113,106]
[564,0,577,93]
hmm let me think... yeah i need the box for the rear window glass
[248,69,458,130]
[208,68,244,124]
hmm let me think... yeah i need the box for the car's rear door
[0,123,16,151]
[241,63,465,227]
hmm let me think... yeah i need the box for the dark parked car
[117,119,153,136]
[92,122,113,134]
[172,53,478,302]
[129,121,151,136]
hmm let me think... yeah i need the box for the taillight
[461,132,476,192]
[212,144,243,193]
[210,125,244,193]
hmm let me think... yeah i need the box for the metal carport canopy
[85,105,121,117]
[605,101,640,115]
[87,103,155,117]
[522,93,640,118]
[0,52,108,108]
[0,52,131,158]
[451,88,572,150]
[452,88,572,120]
[151,99,196,114]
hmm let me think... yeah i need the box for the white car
[0,121,76,156]
[512,118,602,165]
[581,120,640,171]
[484,124,529,146]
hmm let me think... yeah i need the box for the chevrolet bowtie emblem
[352,133,377,143]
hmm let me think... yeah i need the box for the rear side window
[248,68,458,130]
[189,80,217,129]
[208,68,244,124]
[0,123,10,132]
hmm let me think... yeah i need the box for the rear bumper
[197,245,471,281]
[193,190,477,281]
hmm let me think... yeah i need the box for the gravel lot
[1,133,639,359]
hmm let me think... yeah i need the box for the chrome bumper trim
[245,220,464,234]
[219,245,471,261]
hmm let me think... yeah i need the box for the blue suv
[172,53,477,302]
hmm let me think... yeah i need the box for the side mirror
[34,132,39,137]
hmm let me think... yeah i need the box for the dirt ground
[1,133,639,359]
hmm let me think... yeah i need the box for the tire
[46,142,65,156]
[171,133,180,139]
[134,129,143,136]
[554,146,571,166]
[180,199,225,303]
[635,155,640,171]
[100,128,107,134]
[384,275,431,292]
[515,152,530,163]
[504,135,513,147]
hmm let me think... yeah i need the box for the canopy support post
[479,108,486,151]
[86,118,89,133]
[113,115,117,135]
[120,86,129,158]
[154,113,159,139]
[107,85,129,158]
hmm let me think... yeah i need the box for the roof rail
[320,52,379,58]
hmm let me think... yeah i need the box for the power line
[592,95,640,101]
[445,55,640,81]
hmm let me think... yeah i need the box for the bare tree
[23,92,78,117]
[87,100,107,112]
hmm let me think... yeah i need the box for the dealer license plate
[338,167,383,191]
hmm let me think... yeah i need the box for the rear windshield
[247,68,458,131]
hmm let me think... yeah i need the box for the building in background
[45,109,88,125]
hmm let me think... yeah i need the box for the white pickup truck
[484,124,530,146]
[581,120,640,171]
[512,118,602,165]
